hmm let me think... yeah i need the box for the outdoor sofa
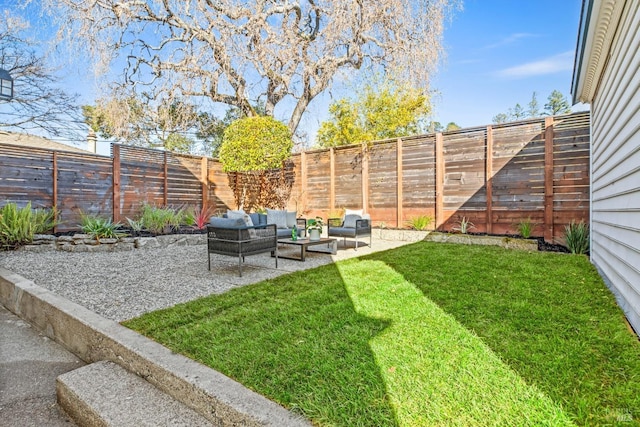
[223,209,307,239]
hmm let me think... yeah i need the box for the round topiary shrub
[219,116,293,172]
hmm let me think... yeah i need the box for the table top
[277,237,335,246]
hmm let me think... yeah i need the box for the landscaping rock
[424,232,538,251]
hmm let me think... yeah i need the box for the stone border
[0,268,310,426]
[373,229,538,251]
[24,230,537,252]
[423,232,538,251]
[21,233,206,252]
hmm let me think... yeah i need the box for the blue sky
[429,0,586,128]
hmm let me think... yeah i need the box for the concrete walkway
[0,304,84,426]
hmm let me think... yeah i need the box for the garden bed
[374,228,569,253]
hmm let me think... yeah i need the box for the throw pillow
[343,214,362,228]
[239,214,257,238]
[266,208,288,229]
[286,211,297,228]
[227,209,246,220]
[249,213,261,226]
[344,208,363,218]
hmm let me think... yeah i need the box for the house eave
[571,0,626,105]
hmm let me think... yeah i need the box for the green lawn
[124,241,640,426]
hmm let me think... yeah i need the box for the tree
[509,103,526,120]
[317,81,429,147]
[528,91,541,118]
[492,90,572,124]
[544,90,571,116]
[44,0,459,134]
[426,121,444,133]
[0,12,80,136]
[219,116,294,210]
[492,113,509,124]
[219,116,292,173]
[445,122,461,131]
[82,92,209,154]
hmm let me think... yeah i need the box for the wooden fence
[0,111,589,242]
[0,143,235,231]
[287,111,590,243]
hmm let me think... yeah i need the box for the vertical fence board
[397,138,403,228]
[486,126,493,234]
[112,145,121,223]
[435,133,445,229]
[544,117,555,242]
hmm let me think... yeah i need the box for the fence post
[300,151,307,213]
[544,117,555,243]
[163,151,169,207]
[361,144,369,214]
[396,138,403,228]
[329,148,335,213]
[52,151,58,233]
[486,125,494,234]
[201,156,208,209]
[435,133,444,230]
[112,144,121,223]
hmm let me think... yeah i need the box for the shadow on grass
[364,241,640,426]
[124,262,398,426]
[336,258,572,426]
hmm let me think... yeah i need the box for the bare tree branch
[0,12,81,137]
[43,0,459,134]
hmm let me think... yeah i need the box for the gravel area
[0,239,410,322]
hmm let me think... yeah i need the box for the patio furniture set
[207,209,371,276]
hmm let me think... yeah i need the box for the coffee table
[276,237,337,261]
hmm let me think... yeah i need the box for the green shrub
[564,220,589,254]
[219,116,293,172]
[138,204,184,235]
[517,217,534,238]
[126,217,144,233]
[406,215,433,231]
[452,216,475,234]
[0,202,57,250]
[80,212,126,240]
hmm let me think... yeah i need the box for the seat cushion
[277,228,294,238]
[329,226,358,238]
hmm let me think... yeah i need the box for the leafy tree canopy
[219,116,293,172]
[317,81,430,147]
[445,122,461,131]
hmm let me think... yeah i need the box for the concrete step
[57,360,213,426]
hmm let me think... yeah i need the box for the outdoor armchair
[207,218,278,277]
[327,213,371,250]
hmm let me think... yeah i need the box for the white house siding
[589,1,640,332]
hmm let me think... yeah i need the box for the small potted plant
[306,216,324,241]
